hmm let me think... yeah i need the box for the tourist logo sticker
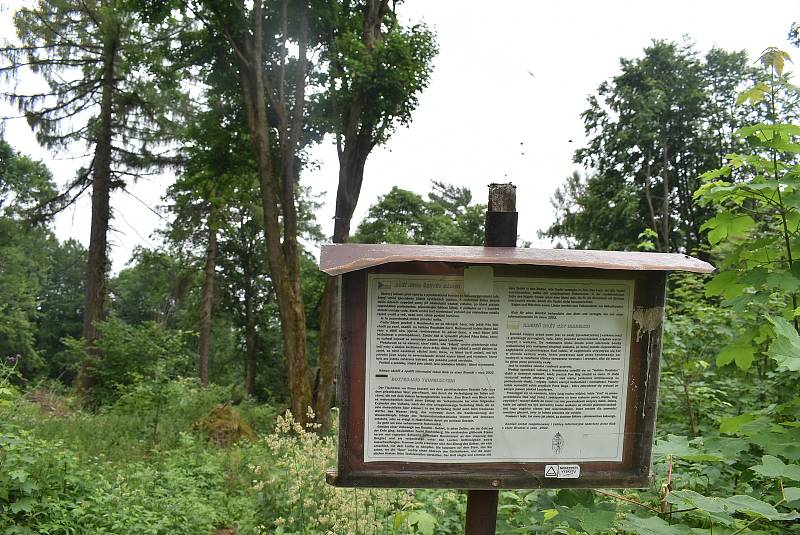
[544,464,581,478]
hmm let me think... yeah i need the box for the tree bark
[243,244,257,396]
[660,132,671,252]
[313,3,388,429]
[314,128,373,431]
[233,1,312,424]
[198,208,217,387]
[76,23,118,394]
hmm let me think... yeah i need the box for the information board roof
[320,243,714,276]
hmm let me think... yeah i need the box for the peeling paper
[463,266,494,295]
[633,306,664,417]
[633,307,663,342]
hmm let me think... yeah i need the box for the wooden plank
[320,243,714,276]
[326,468,650,490]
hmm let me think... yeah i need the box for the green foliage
[2,0,187,161]
[354,181,486,245]
[0,424,254,534]
[693,49,800,375]
[0,138,55,215]
[248,410,463,534]
[546,40,755,251]
[639,47,800,535]
[317,2,437,146]
[1,386,464,534]
[0,427,84,532]
[111,247,193,327]
[63,317,195,406]
[0,137,62,378]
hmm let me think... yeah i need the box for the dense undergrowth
[0,377,462,534]
[2,340,800,535]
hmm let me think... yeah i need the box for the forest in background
[3,1,800,533]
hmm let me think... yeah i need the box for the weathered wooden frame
[326,261,667,490]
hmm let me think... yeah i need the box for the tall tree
[0,137,57,377]
[140,0,325,421]
[544,40,753,253]
[36,238,86,382]
[314,1,436,427]
[166,88,251,388]
[1,0,185,393]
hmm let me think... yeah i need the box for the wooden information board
[321,244,713,490]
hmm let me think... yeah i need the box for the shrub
[63,317,194,407]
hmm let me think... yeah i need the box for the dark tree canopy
[544,40,754,253]
[354,181,485,246]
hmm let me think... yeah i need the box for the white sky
[1,1,797,271]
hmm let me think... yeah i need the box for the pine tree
[1,0,186,393]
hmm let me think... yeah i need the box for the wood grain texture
[320,243,714,276]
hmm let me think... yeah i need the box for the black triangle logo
[545,465,558,477]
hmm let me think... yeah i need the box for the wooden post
[465,182,518,534]
[466,490,500,534]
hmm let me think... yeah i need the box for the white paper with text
[363,274,634,463]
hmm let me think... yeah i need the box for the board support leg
[465,489,499,534]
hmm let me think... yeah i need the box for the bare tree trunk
[234,1,312,423]
[315,145,371,430]
[315,275,339,428]
[313,2,388,429]
[76,26,118,394]
[198,208,217,387]
[243,250,257,396]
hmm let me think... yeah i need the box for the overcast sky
[1,1,797,271]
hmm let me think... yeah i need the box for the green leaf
[652,434,691,457]
[766,316,800,371]
[9,469,28,483]
[716,342,755,370]
[554,489,595,507]
[617,514,691,535]
[766,271,800,292]
[652,435,724,461]
[9,497,35,513]
[736,82,769,106]
[724,494,799,520]
[393,512,405,531]
[751,455,789,477]
[705,271,745,300]
[784,463,800,480]
[737,123,800,139]
[567,504,616,535]
[785,487,800,502]
[750,455,800,480]
[666,490,729,513]
[748,428,800,461]
[702,212,755,245]
[702,436,750,458]
[759,47,792,76]
[407,511,436,535]
[720,413,757,434]
[699,165,732,182]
